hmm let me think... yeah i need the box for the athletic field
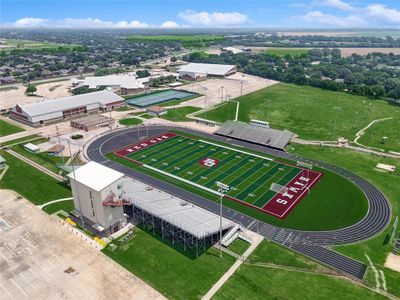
[125,90,198,107]
[114,132,322,219]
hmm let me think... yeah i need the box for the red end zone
[114,132,177,157]
[262,169,322,219]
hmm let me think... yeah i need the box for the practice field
[125,90,198,107]
[114,132,322,219]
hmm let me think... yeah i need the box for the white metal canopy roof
[122,178,235,239]
[76,75,149,89]
[178,63,236,76]
[67,161,124,192]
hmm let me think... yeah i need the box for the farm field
[108,130,368,230]
[0,119,25,137]
[103,227,234,300]
[196,83,400,151]
[0,39,76,52]
[264,47,309,56]
[126,34,225,47]
[288,144,400,296]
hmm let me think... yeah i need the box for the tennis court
[125,90,198,107]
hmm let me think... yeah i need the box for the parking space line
[0,283,15,300]
[10,279,27,297]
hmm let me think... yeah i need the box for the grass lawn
[42,199,74,215]
[119,117,143,126]
[197,83,400,151]
[265,47,309,57]
[0,151,71,205]
[0,119,24,137]
[358,116,400,153]
[107,130,368,231]
[213,265,387,300]
[228,239,250,255]
[161,106,202,122]
[1,134,43,146]
[288,144,400,297]
[103,228,235,300]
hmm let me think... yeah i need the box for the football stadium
[86,125,391,280]
[125,89,198,107]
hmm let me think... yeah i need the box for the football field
[114,132,322,219]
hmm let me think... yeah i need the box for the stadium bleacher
[216,120,294,150]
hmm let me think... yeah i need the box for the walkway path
[201,231,263,300]
[37,197,73,209]
[354,117,393,148]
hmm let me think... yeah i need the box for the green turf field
[119,117,143,126]
[109,130,368,230]
[196,83,400,152]
[0,119,25,137]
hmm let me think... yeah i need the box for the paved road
[86,125,392,279]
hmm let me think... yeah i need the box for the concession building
[10,90,124,127]
[178,63,237,80]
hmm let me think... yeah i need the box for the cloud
[13,17,47,27]
[178,10,248,27]
[115,20,150,29]
[159,21,180,29]
[313,0,357,12]
[8,17,180,28]
[296,10,366,27]
[365,4,400,24]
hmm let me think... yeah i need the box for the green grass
[126,35,225,47]
[0,151,71,205]
[197,83,400,151]
[119,117,143,126]
[42,199,74,214]
[265,47,309,57]
[288,144,400,296]
[249,240,320,270]
[0,119,24,137]
[0,39,77,52]
[228,239,250,255]
[161,106,202,122]
[140,113,155,119]
[103,228,235,300]
[358,116,400,153]
[1,134,42,146]
[108,130,368,231]
[213,265,387,300]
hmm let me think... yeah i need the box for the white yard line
[199,140,273,161]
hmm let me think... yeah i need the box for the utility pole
[55,125,65,168]
[216,181,229,258]
[332,106,342,141]
[240,81,243,96]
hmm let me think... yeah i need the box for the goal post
[270,183,289,195]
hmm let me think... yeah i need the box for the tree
[26,85,37,95]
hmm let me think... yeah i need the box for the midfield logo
[199,157,219,167]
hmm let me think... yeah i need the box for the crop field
[264,48,309,57]
[108,130,368,230]
[126,35,225,47]
[0,39,76,52]
[197,83,400,152]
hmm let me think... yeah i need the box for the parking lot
[0,190,165,300]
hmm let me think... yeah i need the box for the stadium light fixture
[216,181,229,258]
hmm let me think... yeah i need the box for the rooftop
[67,161,124,192]
[75,75,149,89]
[15,90,124,117]
[178,63,236,76]
[122,178,235,239]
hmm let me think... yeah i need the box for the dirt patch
[384,253,400,273]
[339,48,400,57]
[0,189,165,299]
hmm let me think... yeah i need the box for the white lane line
[20,272,37,290]
[10,279,27,297]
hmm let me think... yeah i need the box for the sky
[1,0,400,29]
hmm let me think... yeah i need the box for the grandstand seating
[216,120,294,150]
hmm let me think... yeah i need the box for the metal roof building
[72,75,150,91]
[178,63,237,80]
[10,90,124,127]
[121,177,235,255]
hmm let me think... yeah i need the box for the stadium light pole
[216,181,229,258]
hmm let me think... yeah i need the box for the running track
[86,126,391,280]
